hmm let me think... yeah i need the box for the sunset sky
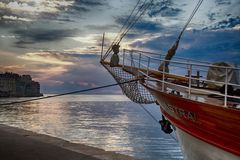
[0,0,239,93]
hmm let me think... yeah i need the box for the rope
[102,0,142,60]
[103,0,204,61]
[116,0,154,45]
[158,0,204,70]
[177,0,204,41]
[139,104,159,123]
[0,79,140,106]
[114,0,142,44]
[118,0,203,49]
[139,104,178,142]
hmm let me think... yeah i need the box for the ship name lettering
[165,104,197,122]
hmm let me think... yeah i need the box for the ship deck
[101,48,240,108]
[146,80,240,109]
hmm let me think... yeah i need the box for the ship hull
[145,85,240,160]
[176,127,239,160]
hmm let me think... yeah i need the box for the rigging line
[103,0,203,60]
[169,132,178,142]
[102,2,147,61]
[0,79,140,106]
[139,104,159,123]
[117,0,155,45]
[114,0,142,43]
[139,104,178,142]
[117,0,149,40]
[183,0,203,32]
[102,0,150,60]
[177,0,204,40]
[102,0,145,60]
[102,0,141,58]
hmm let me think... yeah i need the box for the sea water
[0,95,183,160]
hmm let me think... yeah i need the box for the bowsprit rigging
[102,0,155,61]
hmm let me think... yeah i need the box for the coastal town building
[0,72,42,97]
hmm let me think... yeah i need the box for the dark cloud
[74,0,104,6]
[132,30,240,64]
[56,17,76,23]
[147,0,182,17]
[67,5,89,14]
[37,12,58,21]
[134,20,163,32]
[67,0,106,14]
[203,16,240,30]
[125,33,145,40]
[0,6,33,28]
[215,0,231,5]
[0,19,31,28]
[115,16,163,33]
[13,28,79,45]
[207,13,217,21]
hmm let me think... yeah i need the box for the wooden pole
[100,32,105,61]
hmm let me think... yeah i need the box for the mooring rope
[0,79,140,106]
[0,77,177,142]
[139,104,178,142]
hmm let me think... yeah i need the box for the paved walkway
[0,124,135,160]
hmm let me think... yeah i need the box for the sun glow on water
[42,94,131,102]
[0,95,183,160]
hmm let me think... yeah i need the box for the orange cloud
[18,52,75,65]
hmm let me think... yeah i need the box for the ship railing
[120,49,240,108]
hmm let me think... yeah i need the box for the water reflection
[0,95,183,160]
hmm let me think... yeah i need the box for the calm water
[0,95,183,160]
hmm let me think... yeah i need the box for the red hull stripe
[146,86,240,156]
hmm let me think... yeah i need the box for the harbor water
[0,95,183,160]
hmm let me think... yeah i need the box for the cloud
[147,0,182,17]
[133,29,240,64]
[0,64,25,72]
[2,15,32,22]
[64,47,101,55]
[130,33,177,52]
[13,28,79,44]
[74,0,105,7]
[66,0,106,14]
[25,54,120,94]
[18,51,79,65]
[0,1,72,24]
[0,0,106,26]
[203,16,240,30]
[115,16,163,33]
[85,24,118,32]
[207,13,217,21]
[215,0,231,5]
[134,21,164,32]
[0,49,119,94]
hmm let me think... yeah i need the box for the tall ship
[100,0,240,159]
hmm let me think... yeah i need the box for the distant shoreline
[0,93,43,98]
